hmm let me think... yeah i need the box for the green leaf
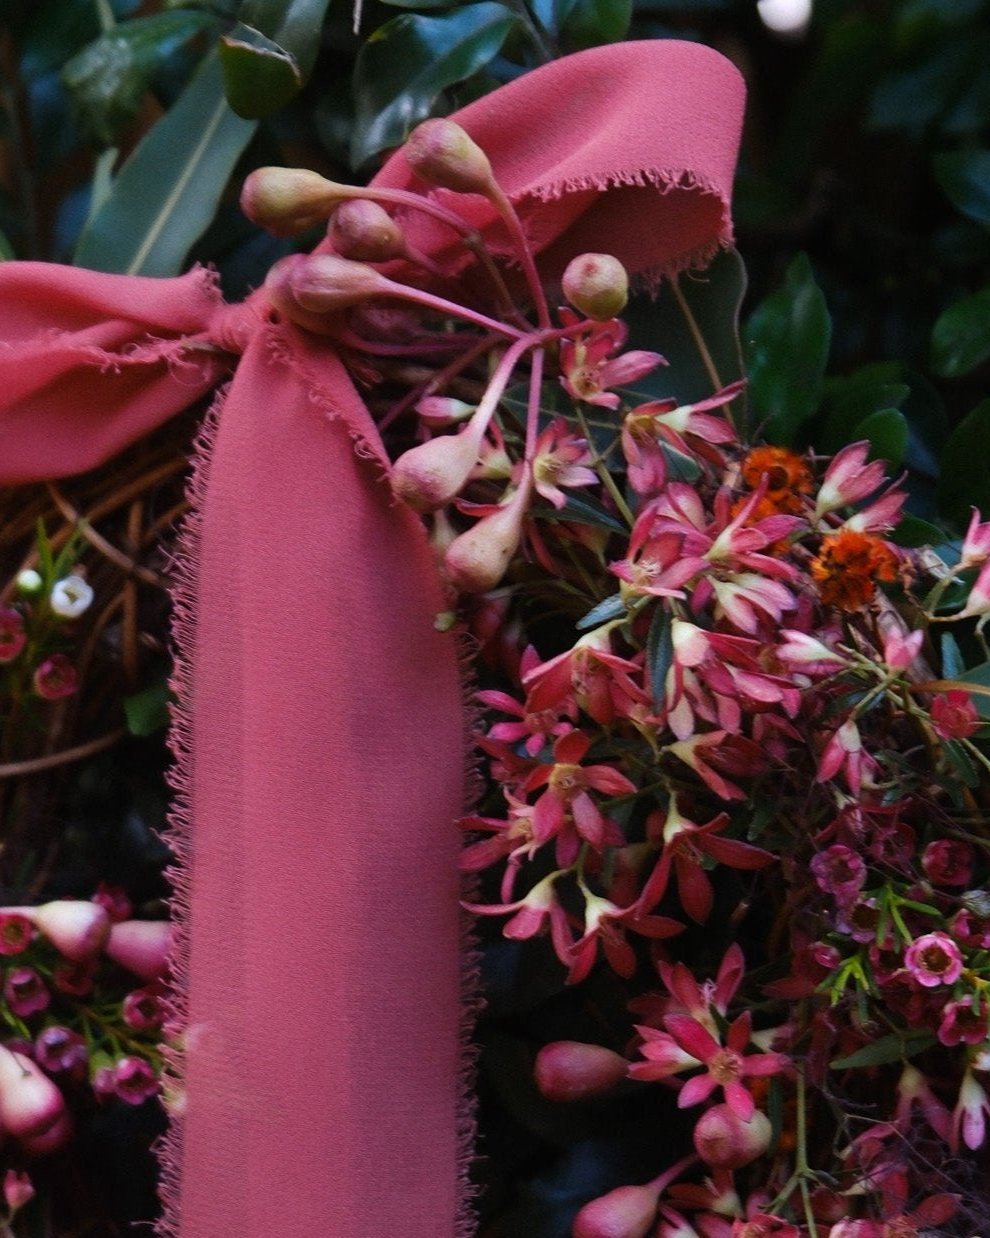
[554,492,626,534]
[936,398,990,524]
[830,1029,935,1070]
[559,0,631,49]
[931,285,990,376]
[0,228,13,261]
[956,660,990,719]
[645,605,672,711]
[743,253,831,445]
[854,408,908,467]
[219,0,332,117]
[941,631,965,679]
[934,148,990,225]
[73,50,257,277]
[351,3,517,168]
[124,680,172,737]
[576,593,625,631]
[890,514,945,547]
[62,10,216,145]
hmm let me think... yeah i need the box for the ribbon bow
[0,40,743,1237]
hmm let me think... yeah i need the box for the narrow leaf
[576,593,626,631]
[931,286,990,377]
[854,408,908,467]
[74,51,257,277]
[934,148,990,226]
[645,605,673,710]
[831,1030,935,1070]
[936,398,990,524]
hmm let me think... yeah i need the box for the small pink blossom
[954,557,990,620]
[0,911,34,956]
[4,967,49,1018]
[816,719,874,795]
[531,418,597,509]
[34,1026,87,1079]
[52,958,96,997]
[960,507,990,568]
[3,1168,34,1213]
[32,653,78,700]
[0,608,27,663]
[664,1010,789,1120]
[814,441,887,518]
[122,986,164,1032]
[112,1056,159,1105]
[922,837,974,886]
[810,844,867,902]
[938,993,989,1046]
[92,882,133,923]
[558,311,664,410]
[951,1070,990,1151]
[903,931,964,987]
[930,689,980,740]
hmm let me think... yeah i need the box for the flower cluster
[240,123,990,1235]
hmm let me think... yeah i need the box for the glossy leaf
[854,408,908,467]
[937,398,990,524]
[744,252,831,445]
[62,10,217,145]
[931,284,990,376]
[74,50,257,276]
[831,1029,935,1070]
[350,3,517,168]
[576,593,625,631]
[219,0,332,117]
[124,680,171,737]
[0,228,13,261]
[646,604,673,711]
[560,0,631,49]
[934,148,990,225]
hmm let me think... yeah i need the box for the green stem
[94,0,115,32]
[671,277,723,394]
[575,407,636,528]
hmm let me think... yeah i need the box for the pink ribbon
[0,41,744,1236]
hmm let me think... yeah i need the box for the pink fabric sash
[0,40,744,1237]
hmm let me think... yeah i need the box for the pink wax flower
[664,1009,789,1121]
[112,1056,159,1105]
[0,607,27,663]
[32,653,78,700]
[0,911,34,955]
[921,837,974,886]
[34,1026,87,1079]
[813,440,886,519]
[937,993,989,1046]
[51,957,96,997]
[960,506,990,568]
[3,1168,34,1213]
[4,968,49,1018]
[930,688,980,740]
[530,417,596,509]
[809,844,866,902]
[904,931,964,987]
[122,986,164,1032]
[31,899,111,960]
[558,311,664,410]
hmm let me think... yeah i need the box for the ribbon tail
[161,324,472,1237]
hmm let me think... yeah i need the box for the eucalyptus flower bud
[328,200,406,263]
[444,486,529,594]
[534,1041,628,1102]
[287,254,394,313]
[692,1103,772,1169]
[240,167,344,236]
[392,427,484,512]
[562,253,629,321]
[572,1184,660,1238]
[0,1049,70,1148]
[405,118,495,196]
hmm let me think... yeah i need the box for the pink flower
[816,719,874,795]
[814,441,887,518]
[463,872,574,967]
[32,653,78,700]
[31,899,111,960]
[903,931,964,987]
[34,1026,87,1079]
[937,993,989,1046]
[893,1063,951,1141]
[664,1010,789,1120]
[523,627,648,727]
[922,837,974,886]
[52,957,96,997]
[558,311,664,410]
[930,689,980,740]
[951,1070,990,1151]
[656,943,745,1036]
[0,911,34,956]
[960,507,990,568]
[122,986,164,1032]
[810,844,866,903]
[567,889,682,984]
[92,882,133,923]
[4,967,49,1018]
[0,608,27,663]
[531,418,597,509]
[112,1056,159,1105]
[954,557,990,620]
[3,1168,34,1213]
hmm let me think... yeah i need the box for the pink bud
[444,484,530,594]
[32,654,78,700]
[391,425,484,512]
[31,899,110,961]
[693,1103,771,1168]
[20,1110,72,1156]
[105,920,172,981]
[328,199,405,263]
[572,1184,660,1238]
[284,253,393,313]
[240,167,344,236]
[0,1048,69,1144]
[404,118,494,195]
[562,253,629,321]
[3,1168,35,1213]
[534,1041,628,1102]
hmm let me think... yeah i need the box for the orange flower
[811,529,898,611]
[740,445,813,514]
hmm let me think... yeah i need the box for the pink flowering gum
[0,40,744,1238]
